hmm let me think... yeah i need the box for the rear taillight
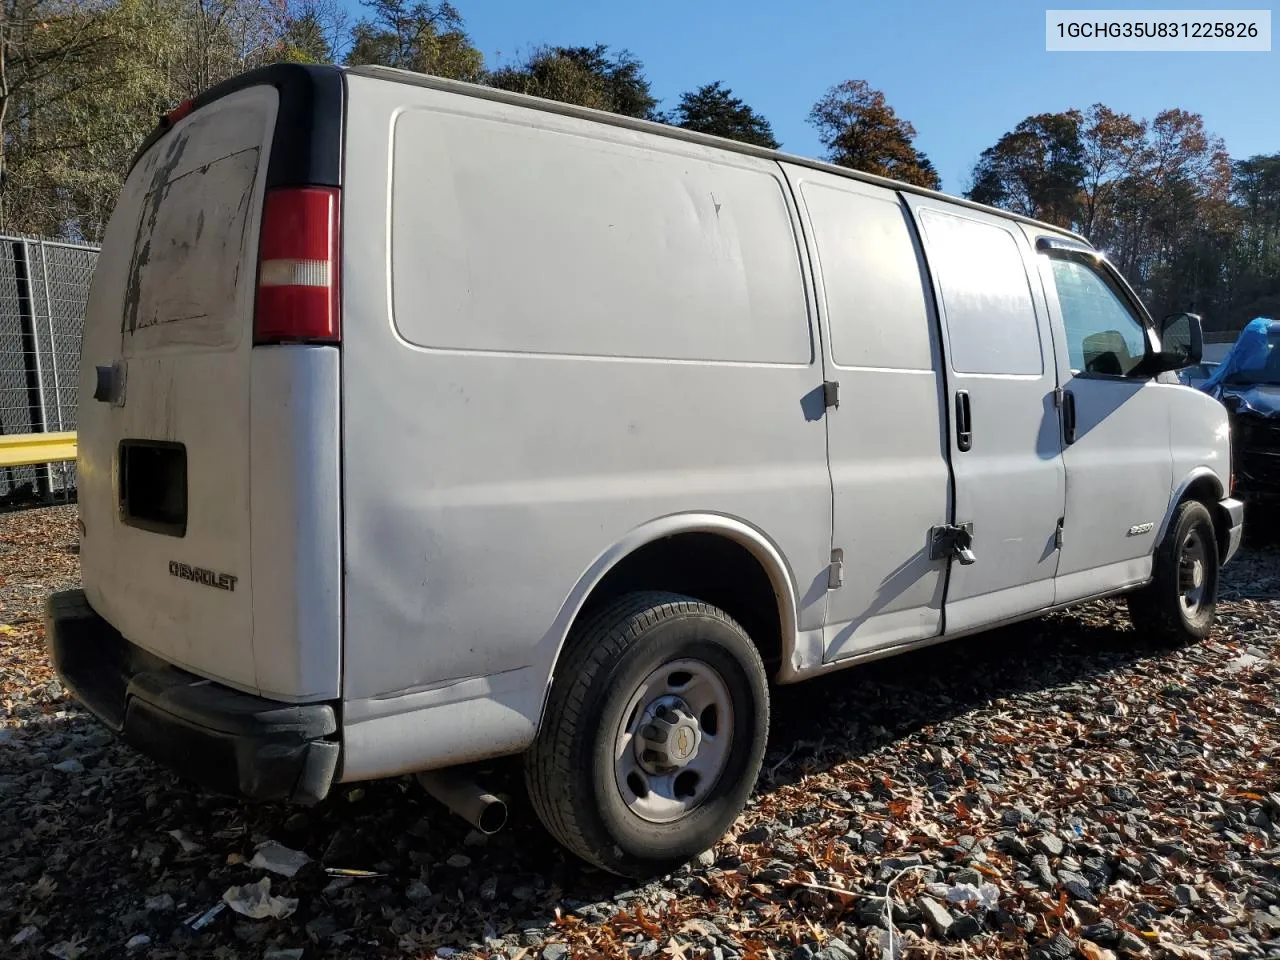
[254,186,340,344]
[163,98,194,127]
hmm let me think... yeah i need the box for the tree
[345,0,482,81]
[487,43,657,119]
[966,111,1084,226]
[965,102,1247,330]
[274,0,347,64]
[0,0,117,231]
[275,13,332,62]
[1229,153,1280,322]
[807,79,940,189]
[1098,108,1231,309]
[3,0,314,238]
[666,81,778,149]
[1077,103,1145,240]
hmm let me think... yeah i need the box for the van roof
[346,63,1093,247]
[134,62,1091,248]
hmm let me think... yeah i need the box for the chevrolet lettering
[168,561,238,592]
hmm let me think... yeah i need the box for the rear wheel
[525,591,769,878]
[1127,500,1219,647]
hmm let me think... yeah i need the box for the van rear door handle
[93,361,126,406]
[955,390,972,452]
[1062,390,1077,444]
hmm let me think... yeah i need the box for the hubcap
[1178,528,1208,616]
[614,659,734,824]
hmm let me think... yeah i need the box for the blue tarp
[1201,316,1280,393]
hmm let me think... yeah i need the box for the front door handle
[1062,389,1077,445]
[955,390,972,452]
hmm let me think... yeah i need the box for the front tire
[525,591,769,878]
[1127,499,1219,647]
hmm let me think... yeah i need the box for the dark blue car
[1202,318,1280,502]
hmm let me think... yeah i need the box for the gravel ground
[2,505,1279,960]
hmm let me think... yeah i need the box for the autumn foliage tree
[965,104,1260,332]
[967,111,1084,226]
[807,79,939,189]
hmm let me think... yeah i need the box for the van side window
[918,210,1043,376]
[1048,258,1148,376]
[802,182,934,370]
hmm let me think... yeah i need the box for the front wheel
[1127,499,1220,647]
[525,592,769,878]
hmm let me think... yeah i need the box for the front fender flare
[1155,467,1226,546]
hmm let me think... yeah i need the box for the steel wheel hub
[636,698,703,773]
[1179,528,1208,615]
[613,658,734,824]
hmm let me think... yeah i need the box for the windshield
[1225,334,1280,385]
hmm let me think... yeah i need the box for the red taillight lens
[165,98,194,126]
[254,186,341,344]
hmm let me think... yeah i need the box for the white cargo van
[47,63,1243,878]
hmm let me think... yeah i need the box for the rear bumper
[43,589,339,803]
[1218,497,1245,566]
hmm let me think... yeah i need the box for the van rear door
[76,67,345,700]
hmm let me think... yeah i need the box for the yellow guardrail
[0,431,77,468]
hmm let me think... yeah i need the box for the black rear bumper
[44,590,339,803]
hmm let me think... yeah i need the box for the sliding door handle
[955,389,973,452]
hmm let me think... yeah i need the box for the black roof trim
[129,64,345,189]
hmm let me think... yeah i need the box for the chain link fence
[0,235,98,503]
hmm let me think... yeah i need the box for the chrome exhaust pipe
[416,770,508,835]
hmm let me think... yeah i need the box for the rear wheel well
[572,533,785,675]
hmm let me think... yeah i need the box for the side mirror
[1157,312,1203,371]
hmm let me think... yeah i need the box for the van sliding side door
[780,163,951,663]
[902,196,1067,635]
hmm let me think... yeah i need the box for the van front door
[905,197,1067,634]
[1027,233,1173,602]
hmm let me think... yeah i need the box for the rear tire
[525,591,769,878]
[1127,500,1219,647]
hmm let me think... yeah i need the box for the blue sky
[344,0,1280,193]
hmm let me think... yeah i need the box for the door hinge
[1055,518,1064,549]
[827,548,844,589]
[823,381,839,409]
[929,522,976,565]
[1052,386,1065,409]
